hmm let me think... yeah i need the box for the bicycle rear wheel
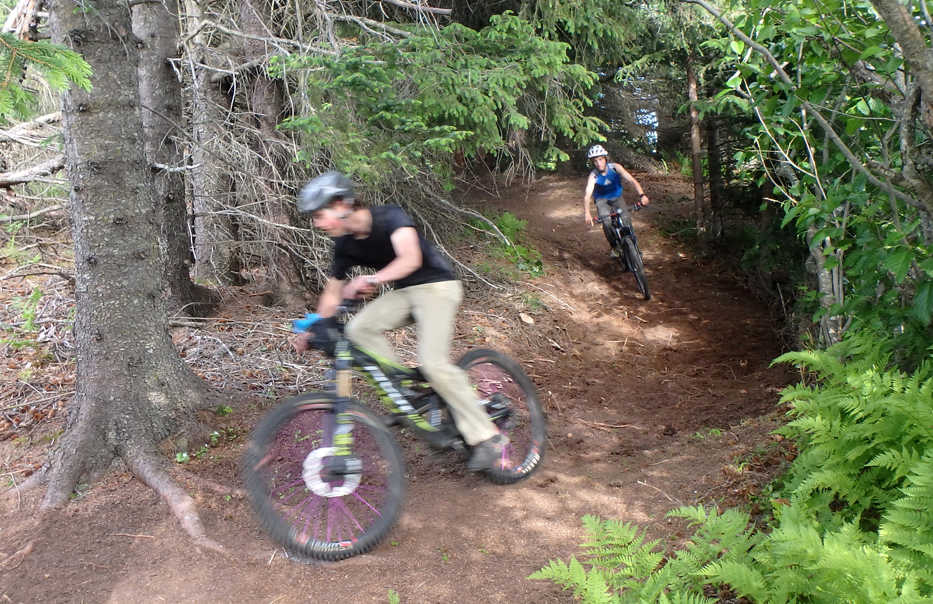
[242,392,405,561]
[458,349,547,484]
[623,236,651,300]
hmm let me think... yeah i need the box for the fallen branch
[575,417,645,431]
[1,205,64,222]
[382,0,452,15]
[0,157,65,188]
[0,112,61,147]
[637,479,684,506]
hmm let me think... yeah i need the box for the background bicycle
[242,303,547,561]
[597,205,650,300]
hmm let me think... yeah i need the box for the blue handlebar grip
[292,312,321,333]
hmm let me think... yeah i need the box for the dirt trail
[0,174,792,603]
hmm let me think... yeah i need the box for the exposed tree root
[124,451,225,553]
[176,470,246,499]
[0,539,34,571]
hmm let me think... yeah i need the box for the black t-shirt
[329,205,455,289]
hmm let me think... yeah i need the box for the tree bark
[687,52,706,234]
[133,0,218,316]
[184,0,243,287]
[706,117,723,239]
[45,0,217,545]
[236,0,305,310]
[870,0,933,130]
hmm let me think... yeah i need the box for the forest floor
[0,173,796,603]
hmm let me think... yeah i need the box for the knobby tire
[457,349,547,484]
[622,236,650,300]
[242,392,405,561]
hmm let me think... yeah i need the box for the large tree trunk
[45,0,218,546]
[133,0,218,315]
[687,53,706,236]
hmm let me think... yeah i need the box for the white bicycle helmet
[587,144,608,159]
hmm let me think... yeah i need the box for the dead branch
[176,470,247,498]
[2,0,35,38]
[180,18,336,56]
[0,112,61,147]
[381,0,452,15]
[1,204,64,222]
[332,14,411,39]
[574,417,646,431]
[0,157,65,188]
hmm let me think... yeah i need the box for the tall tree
[182,0,242,287]
[43,0,218,545]
[133,0,218,315]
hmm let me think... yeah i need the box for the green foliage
[880,451,933,589]
[2,221,41,265]
[469,211,544,277]
[534,329,933,602]
[1,286,43,349]
[704,0,933,358]
[276,13,602,186]
[521,0,643,69]
[774,333,933,530]
[0,33,92,124]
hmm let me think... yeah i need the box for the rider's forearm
[583,197,592,216]
[316,278,344,317]
[372,256,421,284]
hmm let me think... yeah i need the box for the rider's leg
[595,198,616,247]
[345,289,414,370]
[595,198,619,255]
[609,198,632,229]
[407,280,499,447]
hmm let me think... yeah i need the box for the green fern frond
[880,451,933,592]
[656,592,716,604]
[699,560,769,602]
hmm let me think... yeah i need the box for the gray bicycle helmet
[297,171,355,214]
[587,144,608,159]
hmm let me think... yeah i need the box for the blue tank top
[592,166,623,200]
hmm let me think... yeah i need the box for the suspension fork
[329,340,356,460]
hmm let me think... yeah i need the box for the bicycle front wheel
[623,236,651,300]
[458,349,547,484]
[242,392,405,561]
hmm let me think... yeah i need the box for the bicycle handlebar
[594,204,642,224]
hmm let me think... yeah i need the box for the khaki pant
[345,280,498,445]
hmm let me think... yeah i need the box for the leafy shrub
[275,13,603,187]
[469,211,543,277]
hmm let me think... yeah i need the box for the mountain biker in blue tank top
[582,145,650,255]
[289,171,507,472]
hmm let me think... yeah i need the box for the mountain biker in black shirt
[289,171,506,471]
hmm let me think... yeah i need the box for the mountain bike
[597,205,650,300]
[242,302,547,561]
